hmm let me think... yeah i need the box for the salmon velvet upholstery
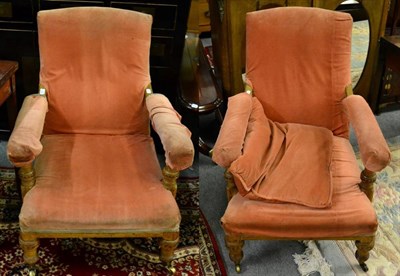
[212,93,252,168]
[343,95,391,172]
[221,136,377,238]
[227,96,333,209]
[146,94,194,171]
[212,7,391,244]
[38,7,152,135]
[6,7,193,237]
[246,7,352,138]
[7,95,48,167]
[19,134,180,232]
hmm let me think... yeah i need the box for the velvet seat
[212,7,391,273]
[222,136,377,238]
[7,7,194,275]
[20,134,180,232]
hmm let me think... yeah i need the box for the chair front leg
[160,232,179,274]
[355,235,375,272]
[20,233,39,272]
[225,234,244,273]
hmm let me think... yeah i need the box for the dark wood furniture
[188,0,211,34]
[0,60,18,136]
[0,0,190,105]
[179,34,223,155]
[209,0,390,108]
[375,36,400,112]
[386,0,400,35]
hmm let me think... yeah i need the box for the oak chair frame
[17,86,182,275]
[221,85,378,273]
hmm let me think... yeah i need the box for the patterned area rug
[0,171,226,275]
[336,136,400,275]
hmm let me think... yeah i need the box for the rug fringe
[293,240,334,276]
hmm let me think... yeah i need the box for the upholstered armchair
[7,7,194,275]
[212,7,391,273]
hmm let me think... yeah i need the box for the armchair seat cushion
[19,134,181,233]
[221,136,377,238]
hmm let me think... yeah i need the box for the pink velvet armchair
[7,7,194,275]
[212,7,391,273]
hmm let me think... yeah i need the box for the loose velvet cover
[20,134,181,232]
[37,7,152,135]
[246,7,352,137]
[221,136,377,238]
[228,97,333,208]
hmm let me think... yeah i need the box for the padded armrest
[145,93,194,171]
[212,93,253,168]
[7,94,48,167]
[342,95,391,172]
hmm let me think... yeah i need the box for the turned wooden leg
[225,234,244,273]
[162,166,179,198]
[355,236,375,272]
[20,233,39,266]
[160,232,179,274]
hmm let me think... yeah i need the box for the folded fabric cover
[214,94,334,208]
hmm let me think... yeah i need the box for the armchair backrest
[246,7,352,137]
[38,7,152,135]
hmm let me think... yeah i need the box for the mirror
[336,0,370,88]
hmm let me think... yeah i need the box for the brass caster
[360,263,368,272]
[235,264,241,273]
[168,266,176,275]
